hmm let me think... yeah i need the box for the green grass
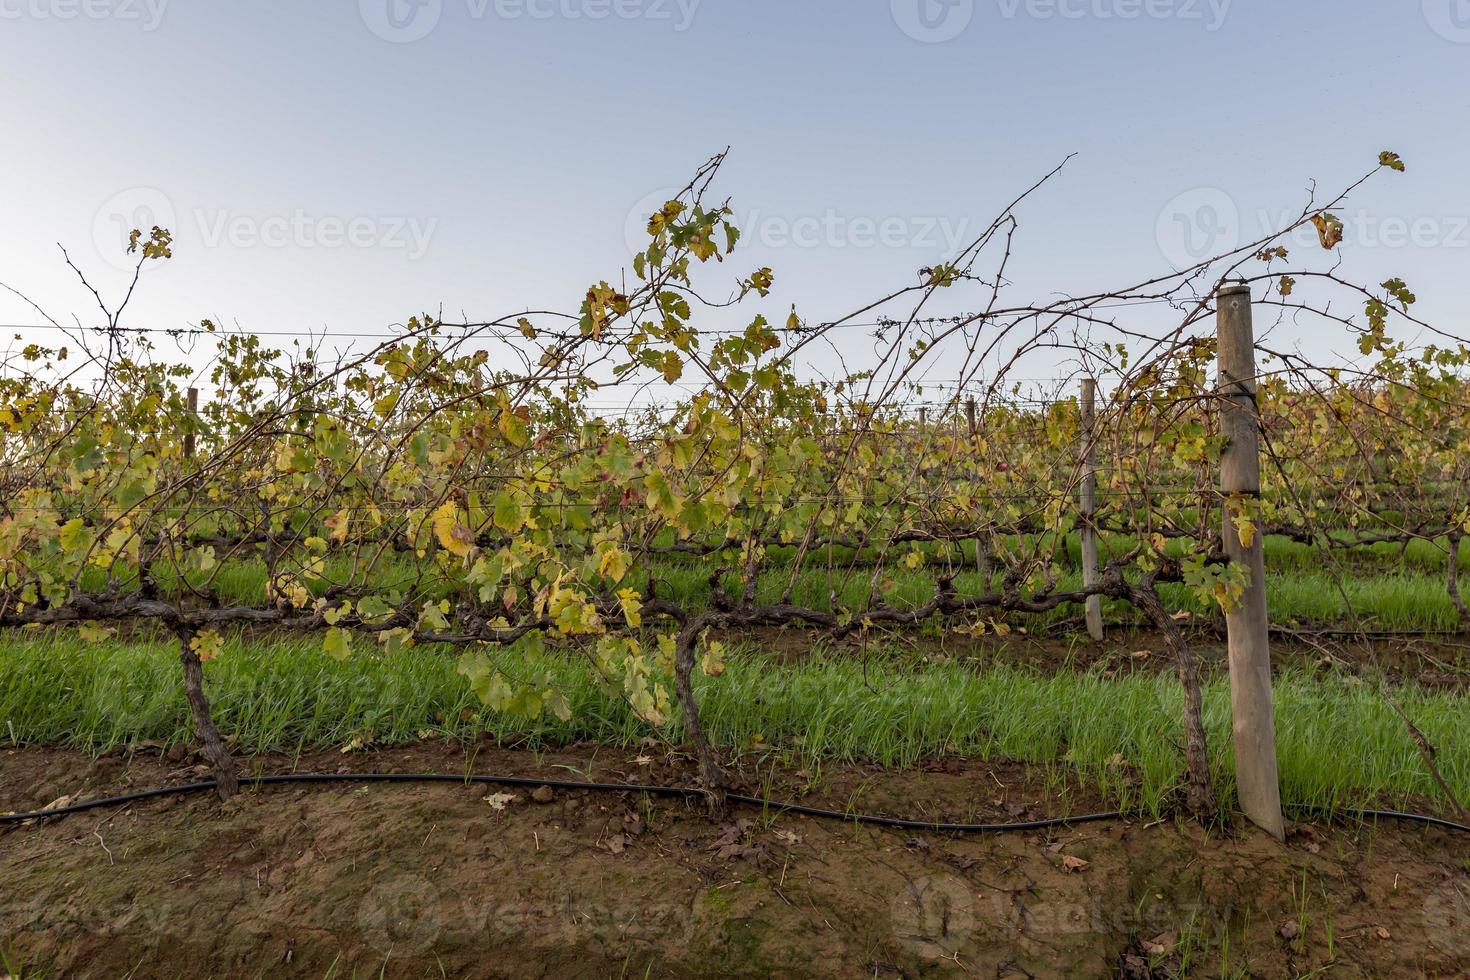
[1,631,1465,819]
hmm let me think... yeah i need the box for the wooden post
[183,387,199,460]
[1217,283,1284,840]
[1078,379,1104,642]
[965,396,977,439]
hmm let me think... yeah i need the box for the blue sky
[2,0,1467,390]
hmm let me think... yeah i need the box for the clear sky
[2,0,1467,393]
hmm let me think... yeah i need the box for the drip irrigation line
[3,771,1467,836]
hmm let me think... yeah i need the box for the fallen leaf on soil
[17,795,75,825]
[711,820,752,850]
[717,841,770,864]
[1143,931,1177,955]
[941,852,975,871]
[605,834,628,855]
[1374,926,1390,940]
[1279,920,1299,940]
[1060,854,1090,873]
[634,755,653,765]
[483,792,517,811]
[773,829,801,845]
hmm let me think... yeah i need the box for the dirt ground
[2,742,1467,979]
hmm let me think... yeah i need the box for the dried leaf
[483,792,517,811]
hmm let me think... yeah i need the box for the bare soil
[2,743,1467,978]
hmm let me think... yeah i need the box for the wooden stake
[1217,282,1284,840]
[183,387,199,460]
[1079,379,1104,642]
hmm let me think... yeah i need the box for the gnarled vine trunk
[672,615,727,816]
[1131,581,1219,824]
[1448,532,1469,631]
[174,626,238,800]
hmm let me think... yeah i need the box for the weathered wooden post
[183,387,199,461]
[965,396,977,440]
[1217,282,1285,839]
[1078,379,1104,642]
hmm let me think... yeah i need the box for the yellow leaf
[190,629,224,663]
[599,546,629,583]
[700,640,726,677]
[432,501,475,558]
[78,621,114,644]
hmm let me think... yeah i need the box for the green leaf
[493,491,524,533]
[323,626,352,662]
[59,518,89,553]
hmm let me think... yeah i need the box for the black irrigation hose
[3,771,1469,836]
